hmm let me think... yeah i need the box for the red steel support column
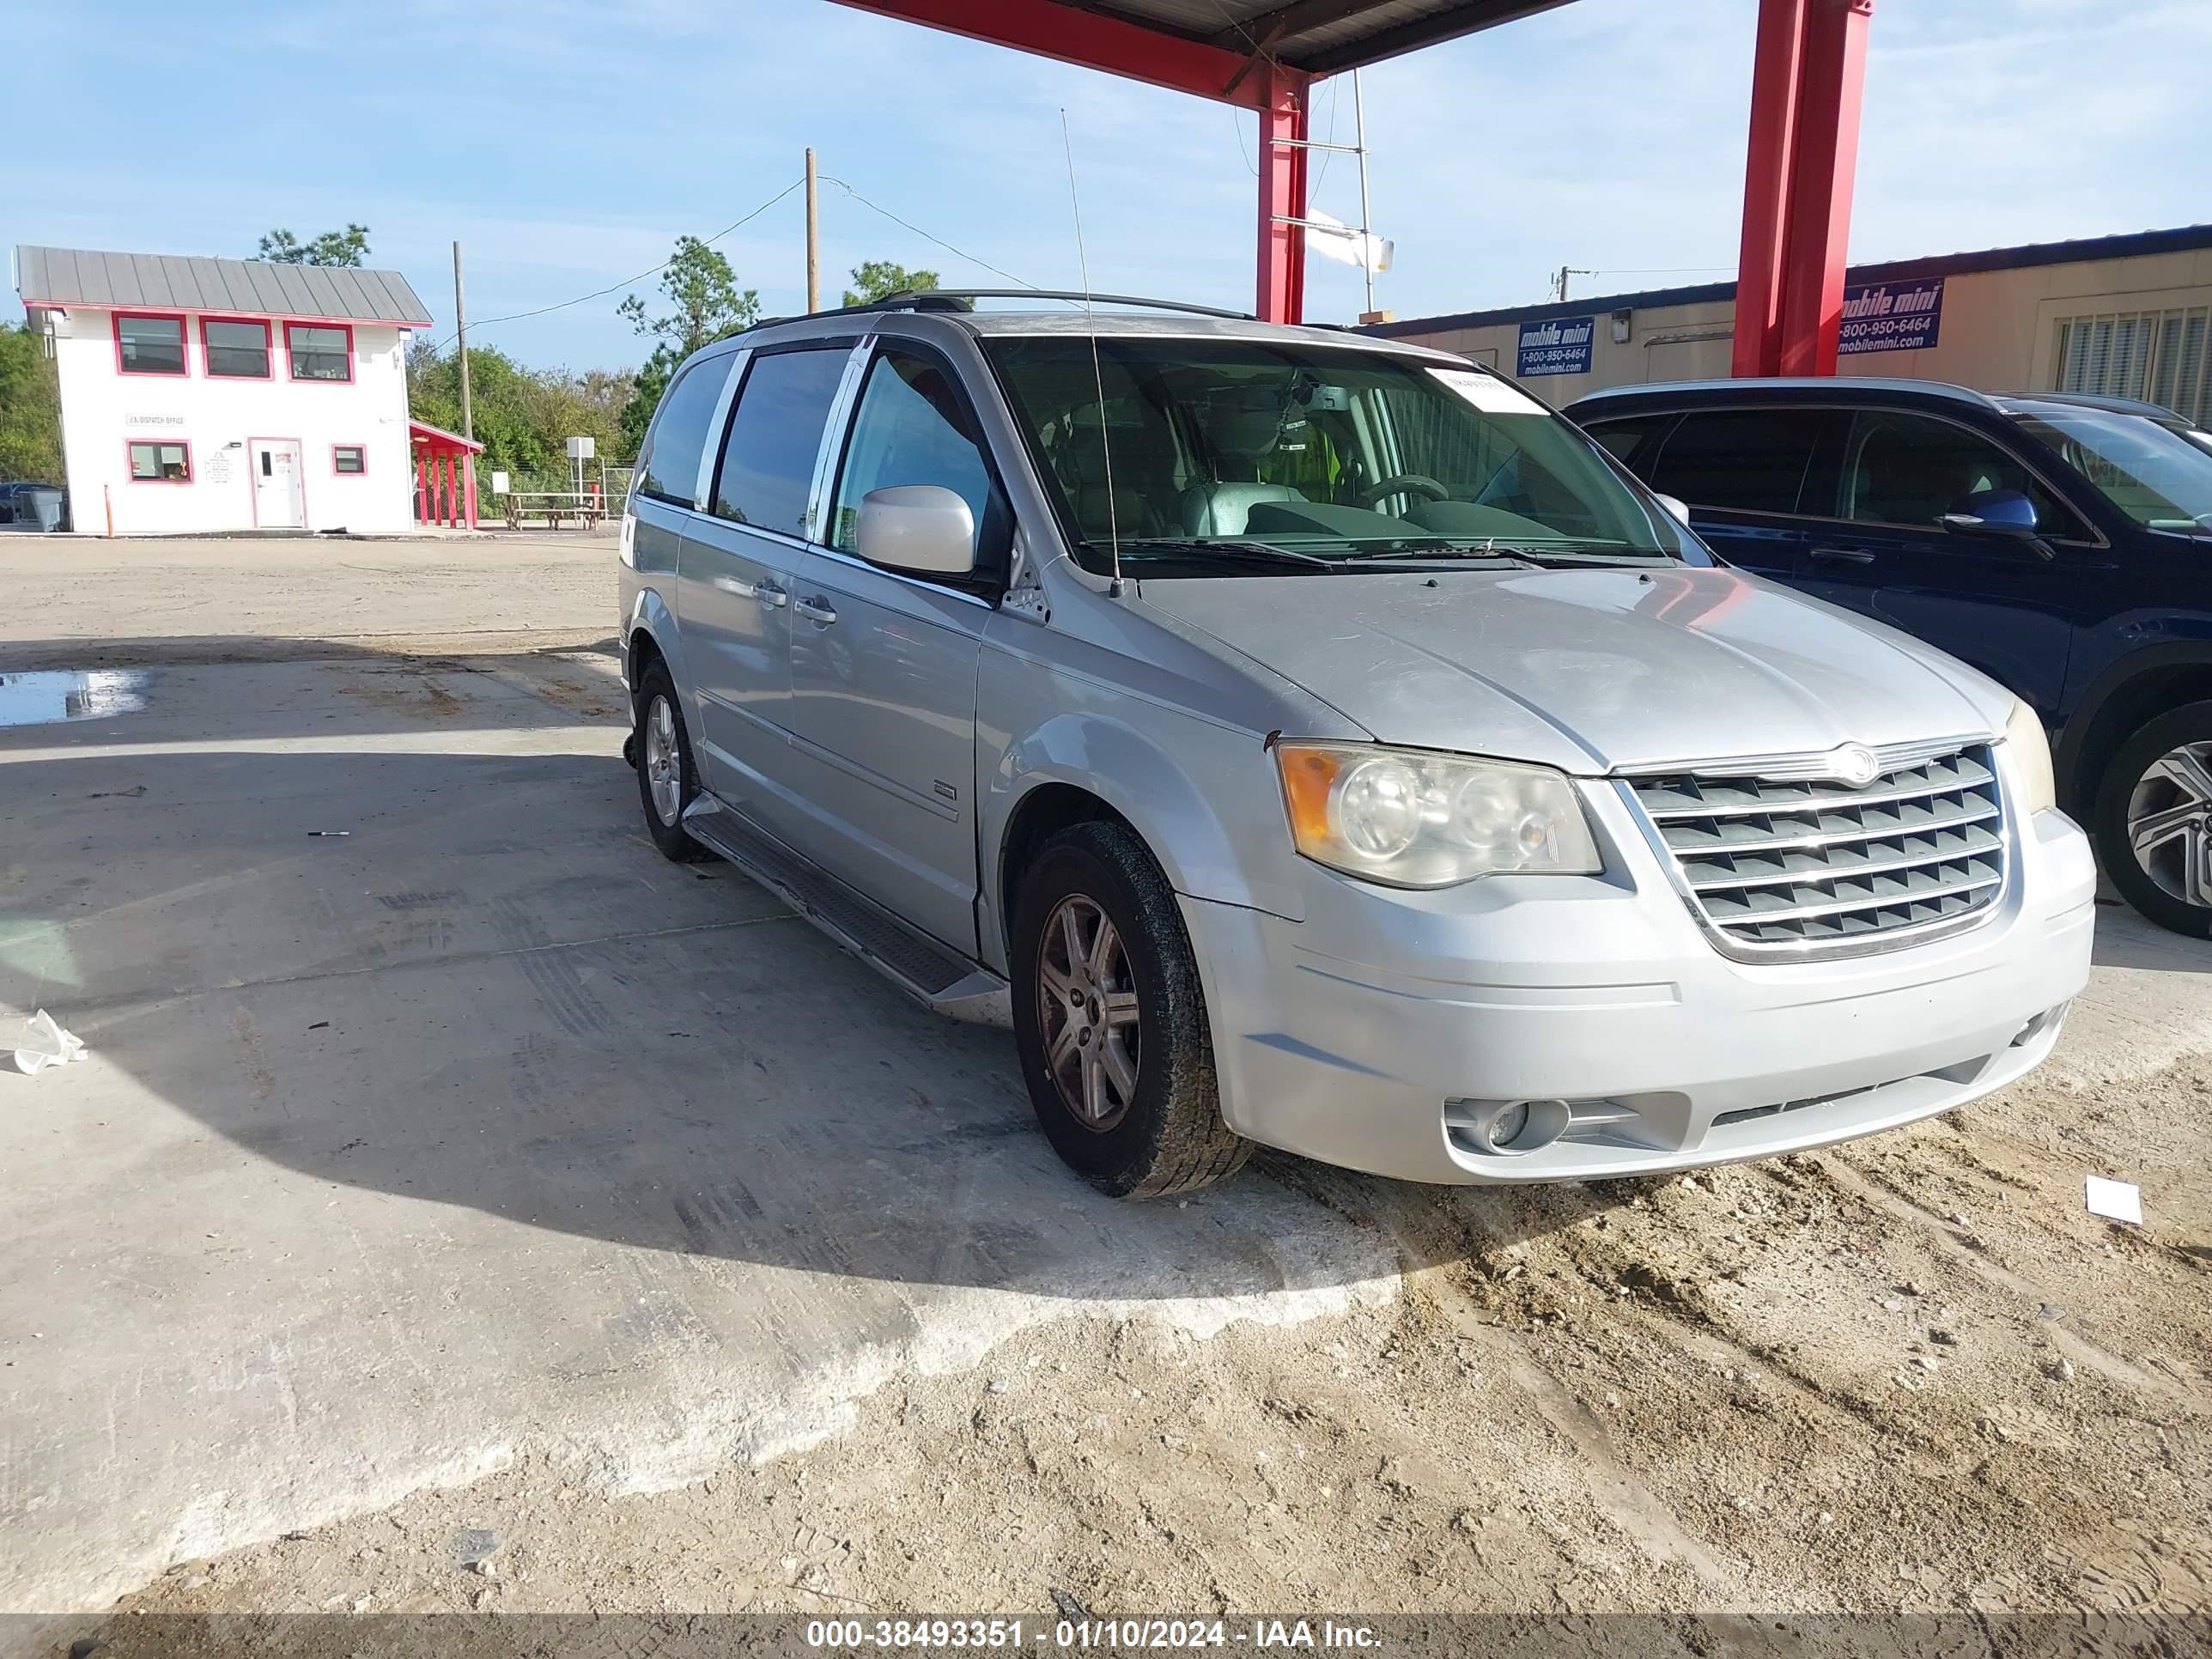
[1730,0,1873,377]
[1255,65,1310,325]
[414,451,428,523]
[1775,0,1872,375]
[464,456,479,530]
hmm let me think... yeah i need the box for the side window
[1580,413,1674,473]
[1647,409,1829,514]
[710,347,850,538]
[635,359,727,508]
[1839,410,2084,537]
[830,349,994,555]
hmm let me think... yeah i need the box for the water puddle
[0,670,152,729]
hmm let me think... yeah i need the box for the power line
[817,173,1042,292]
[426,177,805,352]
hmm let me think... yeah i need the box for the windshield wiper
[1109,537,1344,569]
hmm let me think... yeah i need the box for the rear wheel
[2093,699,2212,936]
[1011,821,1249,1198]
[633,663,708,862]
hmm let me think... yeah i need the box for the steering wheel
[1360,473,1451,509]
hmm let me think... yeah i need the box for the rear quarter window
[635,358,731,509]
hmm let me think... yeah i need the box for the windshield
[2012,407,2212,533]
[985,336,1692,575]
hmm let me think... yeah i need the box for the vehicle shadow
[0,672,1600,1310]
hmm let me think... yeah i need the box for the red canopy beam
[1732,0,1874,377]
[830,0,1272,106]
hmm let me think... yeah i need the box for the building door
[252,440,304,529]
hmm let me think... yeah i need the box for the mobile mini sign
[1838,277,1945,355]
[1516,315,1595,377]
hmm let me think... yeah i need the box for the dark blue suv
[1568,379,2212,936]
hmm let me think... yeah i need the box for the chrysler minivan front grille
[1623,743,2008,958]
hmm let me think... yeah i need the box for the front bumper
[1181,797,2096,1185]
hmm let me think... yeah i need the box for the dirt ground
[3,533,2207,1643]
[108,1053,2209,1623]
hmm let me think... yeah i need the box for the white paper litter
[13,1010,88,1075]
[2085,1176,2142,1225]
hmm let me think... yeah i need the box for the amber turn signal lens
[1276,744,1342,849]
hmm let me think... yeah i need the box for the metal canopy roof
[832,0,1573,101]
[1061,0,1572,76]
[14,245,434,327]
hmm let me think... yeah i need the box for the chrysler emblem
[1828,744,1881,787]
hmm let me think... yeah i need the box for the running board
[683,795,1011,1026]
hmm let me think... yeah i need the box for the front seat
[1181,481,1307,536]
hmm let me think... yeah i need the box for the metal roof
[1073,0,1573,75]
[1370,222,2212,341]
[14,245,434,327]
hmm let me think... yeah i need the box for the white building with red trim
[12,244,444,536]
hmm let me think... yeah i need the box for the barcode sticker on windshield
[1426,368,1546,416]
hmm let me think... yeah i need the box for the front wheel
[2092,699,2212,936]
[1010,822,1249,1198]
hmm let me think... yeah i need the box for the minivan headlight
[2004,698,2056,816]
[1274,741,1601,888]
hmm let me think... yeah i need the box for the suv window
[635,359,727,508]
[1580,412,1673,469]
[1834,410,2082,537]
[1646,409,1827,514]
[711,347,849,539]
[830,349,994,555]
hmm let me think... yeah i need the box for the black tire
[1010,820,1249,1198]
[632,662,709,863]
[2092,699,2212,937]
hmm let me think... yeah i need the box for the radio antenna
[1060,107,1123,598]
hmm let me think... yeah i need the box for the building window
[333,444,367,475]
[115,313,187,375]
[129,440,191,482]
[203,318,271,379]
[2055,306,2211,426]
[287,322,353,383]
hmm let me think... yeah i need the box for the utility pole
[1352,70,1377,321]
[453,240,472,441]
[1552,265,1595,304]
[805,148,820,313]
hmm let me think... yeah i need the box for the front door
[252,440,304,528]
[783,344,999,955]
[1791,408,2111,714]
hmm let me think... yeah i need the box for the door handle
[754,580,788,609]
[1810,546,1876,565]
[794,595,838,624]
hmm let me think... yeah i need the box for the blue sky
[6,0,2206,372]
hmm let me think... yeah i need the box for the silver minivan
[618,295,2094,1197]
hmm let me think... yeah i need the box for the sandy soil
[103,1033,2209,1623]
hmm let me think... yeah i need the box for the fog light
[1448,1097,1571,1156]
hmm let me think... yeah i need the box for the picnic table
[501,490,612,530]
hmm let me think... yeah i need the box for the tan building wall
[1382,232,2212,419]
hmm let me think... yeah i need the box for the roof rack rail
[809,288,1258,323]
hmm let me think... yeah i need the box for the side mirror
[855,485,977,576]
[1651,492,1692,524]
[1939,489,2039,538]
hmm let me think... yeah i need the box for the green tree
[0,323,64,480]
[406,340,634,481]
[617,236,760,448]
[842,259,940,307]
[257,224,372,267]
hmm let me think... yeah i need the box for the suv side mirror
[855,485,977,576]
[1651,492,1692,524]
[1939,489,2039,538]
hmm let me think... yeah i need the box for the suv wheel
[2094,699,2212,936]
[1010,821,1249,1198]
[634,663,709,862]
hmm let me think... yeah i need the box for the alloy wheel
[1036,893,1142,1131]
[2126,739,2212,908]
[644,695,682,827]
